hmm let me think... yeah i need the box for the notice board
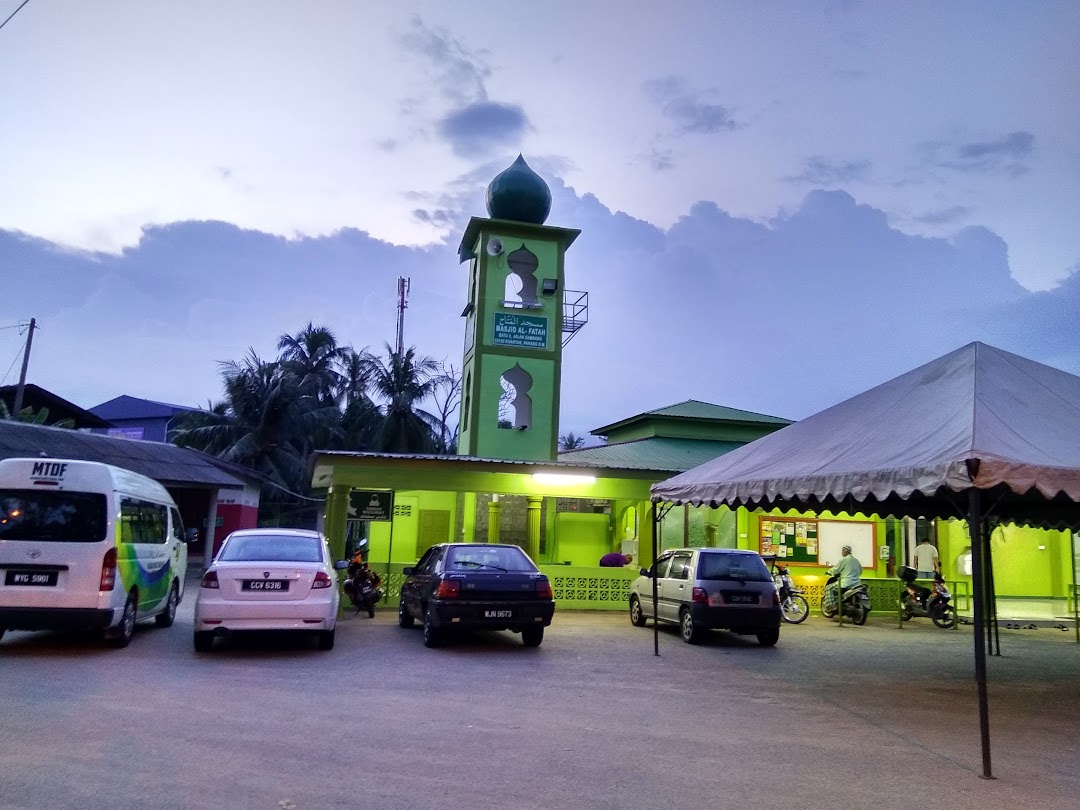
[759,517,875,566]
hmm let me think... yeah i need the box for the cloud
[643,76,741,135]
[638,145,675,172]
[9,178,1079,442]
[784,157,872,185]
[921,131,1035,177]
[400,17,490,105]
[437,102,529,158]
[914,206,972,226]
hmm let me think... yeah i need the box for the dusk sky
[2,1,1078,439]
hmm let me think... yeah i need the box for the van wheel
[108,594,137,648]
[629,596,648,627]
[193,631,214,652]
[156,581,180,628]
[680,608,702,644]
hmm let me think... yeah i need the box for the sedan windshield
[218,534,323,563]
[697,553,772,582]
[447,545,536,572]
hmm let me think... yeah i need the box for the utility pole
[394,277,410,362]
[12,317,37,415]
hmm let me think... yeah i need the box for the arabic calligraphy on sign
[493,313,547,349]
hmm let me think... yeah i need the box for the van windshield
[0,490,108,543]
[697,552,772,582]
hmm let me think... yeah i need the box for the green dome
[485,155,551,225]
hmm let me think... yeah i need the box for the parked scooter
[821,575,872,625]
[773,564,809,624]
[898,566,955,628]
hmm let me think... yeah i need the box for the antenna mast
[395,277,410,361]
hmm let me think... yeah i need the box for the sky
[2,0,1079,440]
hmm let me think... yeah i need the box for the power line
[1,345,22,387]
[0,0,31,33]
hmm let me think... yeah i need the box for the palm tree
[277,323,346,405]
[172,350,334,494]
[368,343,440,453]
[335,347,375,410]
[559,432,586,451]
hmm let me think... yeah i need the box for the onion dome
[485,155,551,225]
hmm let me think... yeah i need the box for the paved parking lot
[1,586,1078,810]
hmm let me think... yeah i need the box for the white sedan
[193,528,339,652]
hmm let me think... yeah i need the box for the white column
[204,490,219,572]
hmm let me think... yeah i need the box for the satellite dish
[486,238,504,256]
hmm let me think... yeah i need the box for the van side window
[120,499,168,545]
[652,554,672,579]
[669,552,692,580]
[169,508,185,542]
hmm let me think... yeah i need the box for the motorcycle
[821,574,871,625]
[773,564,809,624]
[343,562,382,618]
[898,566,955,628]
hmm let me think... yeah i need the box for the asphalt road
[1,582,1078,810]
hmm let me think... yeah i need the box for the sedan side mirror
[640,567,651,577]
[333,560,349,571]
[402,566,414,576]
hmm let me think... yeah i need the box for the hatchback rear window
[446,545,536,572]
[0,490,108,543]
[218,534,323,563]
[697,552,772,582]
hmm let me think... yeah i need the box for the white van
[0,458,189,647]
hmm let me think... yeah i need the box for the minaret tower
[456,155,581,462]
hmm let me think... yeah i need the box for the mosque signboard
[349,490,394,522]
[493,313,548,349]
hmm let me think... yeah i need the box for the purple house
[89,395,200,443]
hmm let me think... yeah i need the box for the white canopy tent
[652,342,1080,778]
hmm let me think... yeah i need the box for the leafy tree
[0,401,75,429]
[430,361,462,453]
[559,432,586,451]
[368,343,440,453]
[171,350,335,495]
[277,322,347,406]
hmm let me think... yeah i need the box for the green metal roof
[646,400,791,423]
[590,399,791,438]
[557,436,744,473]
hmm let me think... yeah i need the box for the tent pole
[1071,529,1078,645]
[986,523,1000,656]
[968,489,994,779]
[652,503,660,657]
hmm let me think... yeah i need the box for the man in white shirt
[824,545,863,608]
[913,538,940,579]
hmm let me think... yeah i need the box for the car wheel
[781,594,809,624]
[317,628,336,651]
[756,628,780,647]
[398,597,415,628]
[932,605,956,629]
[521,626,544,647]
[422,608,442,648]
[629,596,648,627]
[193,631,214,652]
[108,593,137,648]
[679,608,702,644]
[155,581,180,628]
